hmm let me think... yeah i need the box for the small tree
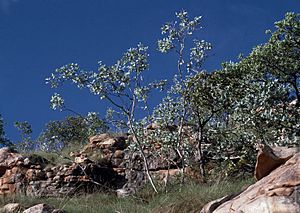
[38,114,108,151]
[184,70,236,178]
[224,12,300,147]
[0,114,11,147]
[251,12,300,104]
[14,121,33,151]
[156,10,212,180]
[47,43,166,192]
[151,96,193,185]
[246,12,300,146]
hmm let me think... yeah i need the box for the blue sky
[1,0,299,141]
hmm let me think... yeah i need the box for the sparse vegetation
[0,178,253,213]
[0,115,11,147]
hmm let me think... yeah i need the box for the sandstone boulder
[74,155,92,164]
[85,134,128,152]
[255,144,298,180]
[200,152,300,213]
[89,134,112,144]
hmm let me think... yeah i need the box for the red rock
[255,144,298,180]
[200,152,300,213]
[74,155,93,164]
[46,172,54,178]
[52,175,63,182]
[102,149,111,155]
[25,169,35,180]
[89,134,111,144]
[98,138,116,149]
[4,169,12,177]
[153,169,181,181]
[11,167,20,174]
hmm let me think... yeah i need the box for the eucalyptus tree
[184,71,231,178]
[156,10,212,180]
[183,12,300,175]
[226,12,300,147]
[158,10,211,78]
[47,43,166,192]
[253,12,299,146]
[250,12,300,104]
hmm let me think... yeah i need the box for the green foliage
[151,96,193,168]
[223,12,300,147]
[158,10,211,84]
[253,12,300,102]
[47,43,166,128]
[14,121,33,151]
[38,114,108,151]
[0,114,10,146]
[158,10,211,62]
[155,10,212,179]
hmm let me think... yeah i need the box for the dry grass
[0,178,254,213]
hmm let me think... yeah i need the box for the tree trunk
[177,116,186,185]
[128,120,158,193]
[197,126,206,181]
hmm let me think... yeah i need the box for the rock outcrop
[200,146,300,213]
[0,133,195,197]
[254,144,298,180]
[0,145,125,197]
[80,133,192,186]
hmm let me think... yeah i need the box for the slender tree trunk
[177,116,186,185]
[128,119,158,193]
[164,161,170,193]
[140,149,158,193]
[197,126,206,180]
